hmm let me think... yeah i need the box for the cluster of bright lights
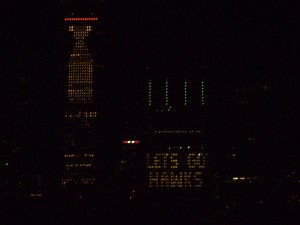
[123,140,140,144]
[65,17,98,21]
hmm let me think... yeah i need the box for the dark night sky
[2,1,299,78]
[1,0,300,150]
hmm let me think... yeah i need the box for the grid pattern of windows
[68,25,93,104]
[146,152,206,188]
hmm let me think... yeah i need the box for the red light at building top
[123,140,140,144]
[64,18,98,21]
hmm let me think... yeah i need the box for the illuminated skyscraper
[60,1,101,200]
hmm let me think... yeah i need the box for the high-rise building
[60,0,101,200]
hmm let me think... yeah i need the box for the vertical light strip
[148,79,152,106]
[184,79,188,106]
[201,80,205,106]
[165,79,169,106]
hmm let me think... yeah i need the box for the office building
[60,0,101,200]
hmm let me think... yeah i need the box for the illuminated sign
[146,152,206,188]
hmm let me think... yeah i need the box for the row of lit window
[71,32,91,38]
[70,53,91,57]
[69,25,92,33]
[61,178,96,187]
[71,53,90,57]
[64,154,94,158]
[66,164,92,167]
[168,146,192,150]
[62,178,95,181]
[69,65,92,68]
[69,69,92,73]
[68,86,93,90]
[68,73,93,77]
[68,93,93,98]
[68,74,92,77]
[69,60,92,63]
[68,88,93,91]
[65,111,97,118]
[69,72,92,77]
[68,94,92,98]
[65,18,98,21]
[69,98,92,103]
[68,90,93,93]
[68,81,92,85]
[154,130,202,134]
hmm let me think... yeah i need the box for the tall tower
[60,0,101,200]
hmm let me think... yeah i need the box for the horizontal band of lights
[123,140,140,144]
[65,17,98,21]
[154,130,202,134]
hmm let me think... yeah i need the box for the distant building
[60,0,101,200]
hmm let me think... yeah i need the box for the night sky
[1,1,300,224]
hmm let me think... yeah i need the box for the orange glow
[65,17,98,21]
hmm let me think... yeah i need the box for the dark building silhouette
[0,77,28,201]
[215,75,274,225]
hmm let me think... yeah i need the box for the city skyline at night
[1,1,300,225]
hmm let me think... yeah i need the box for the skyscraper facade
[60,0,101,200]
